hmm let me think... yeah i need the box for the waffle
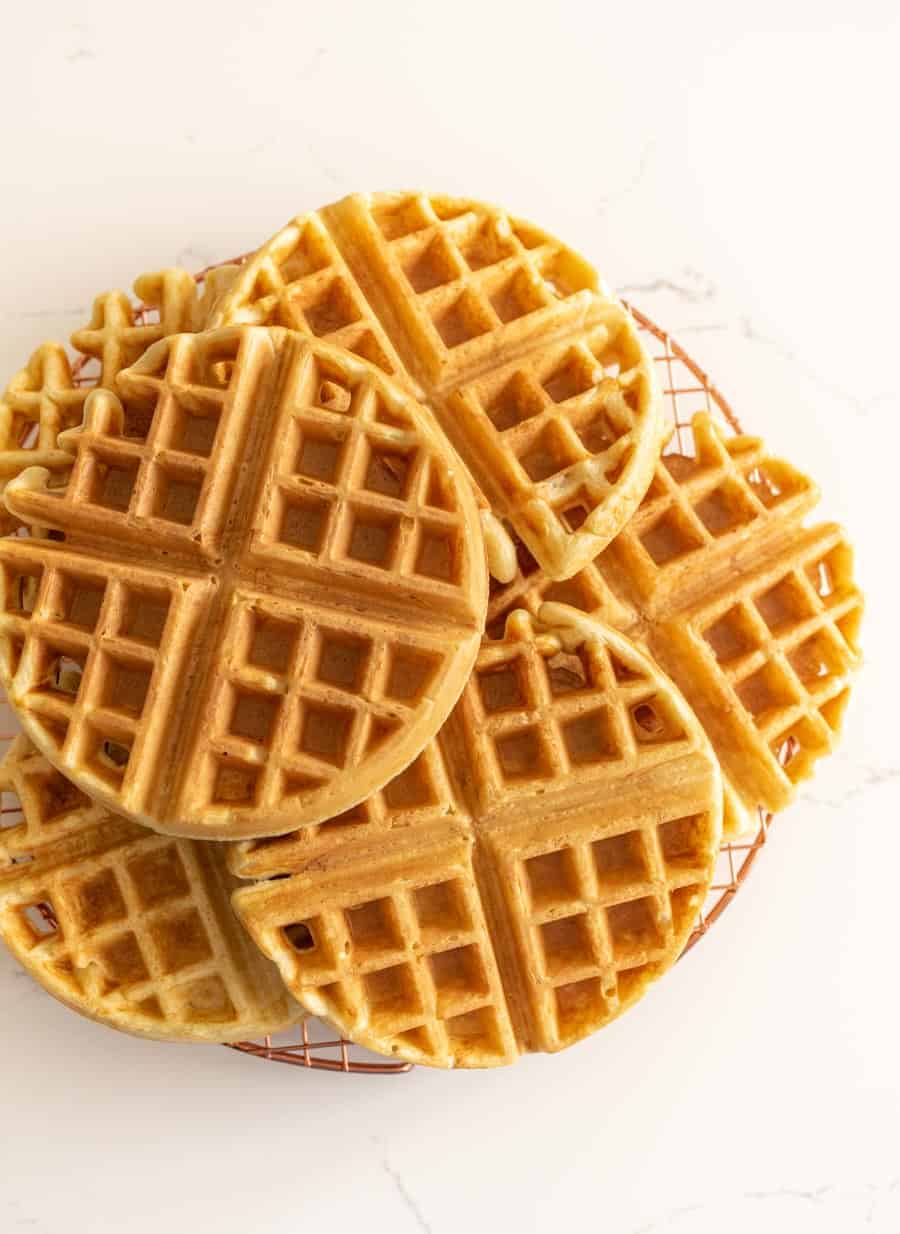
[487,413,864,825]
[0,326,487,839]
[209,191,665,581]
[231,604,722,1068]
[0,269,200,527]
[0,736,299,1042]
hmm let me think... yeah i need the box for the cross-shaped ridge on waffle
[209,191,665,581]
[231,605,722,1068]
[0,269,201,525]
[0,736,298,1041]
[486,412,863,821]
[0,326,487,839]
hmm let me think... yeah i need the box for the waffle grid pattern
[654,525,860,810]
[0,269,859,1072]
[459,623,693,814]
[219,212,405,379]
[443,315,656,566]
[341,192,597,382]
[604,412,818,608]
[197,593,456,818]
[230,741,457,879]
[0,345,90,465]
[226,300,857,1071]
[0,738,297,1041]
[0,540,200,807]
[249,344,472,606]
[55,335,239,553]
[0,735,102,864]
[233,612,721,1066]
[0,271,200,506]
[700,534,860,772]
[263,849,518,1065]
[486,334,861,818]
[494,804,714,1049]
[213,193,663,580]
[0,329,486,837]
[3,838,236,1022]
[70,271,197,387]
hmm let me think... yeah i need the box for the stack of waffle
[0,192,862,1066]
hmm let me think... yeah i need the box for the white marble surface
[1,4,898,1232]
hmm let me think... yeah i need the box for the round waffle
[0,327,488,839]
[0,737,299,1042]
[207,191,665,582]
[230,604,723,1068]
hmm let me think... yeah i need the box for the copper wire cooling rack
[0,268,775,1074]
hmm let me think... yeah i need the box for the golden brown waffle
[0,269,200,524]
[487,413,863,823]
[0,327,487,839]
[649,524,861,813]
[231,604,722,1068]
[0,736,299,1042]
[209,191,664,581]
